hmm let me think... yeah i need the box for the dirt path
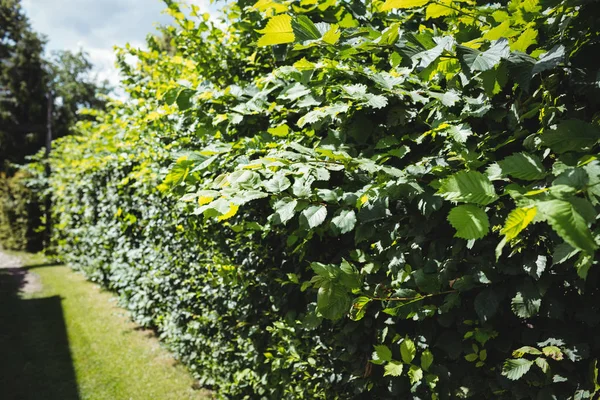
[0,250,43,294]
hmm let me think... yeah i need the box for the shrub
[0,170,43,251]
[49,0,600,398]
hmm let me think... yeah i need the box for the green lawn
[0,251,211,400]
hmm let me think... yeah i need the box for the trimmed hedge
[49,0,600,398]
[0,171,43,251]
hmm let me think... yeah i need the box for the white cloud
[20,0,218,91]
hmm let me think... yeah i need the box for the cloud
[20,0,217,90]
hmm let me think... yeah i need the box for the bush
[0,170,43,251]
[49,0,600,398]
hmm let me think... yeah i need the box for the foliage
[0,0,110,172]
[0,171,43,251]
[48,0,600,398]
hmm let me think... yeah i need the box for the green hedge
[0,171,43,251]
[49,0,600,398]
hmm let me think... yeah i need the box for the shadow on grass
[0,268,80,400]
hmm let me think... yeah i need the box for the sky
[21,0,216,89]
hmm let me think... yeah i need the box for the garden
[1,0,600,398]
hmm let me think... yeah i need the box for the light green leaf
[384,361,404,377]
[257,14,295,47]
[400,338,416,364]
[575,252,593,280]
[381,0,429,11]
[268,123,290,137]
[447,205,490,240]
[271,198,297,225]
[512,346,543,357]
[511,28,538,52]
[501,207,537,241]
[264,174,291,193]
[483,20,518,41]
[498,153,546,180]
[535,357,550,373]
[408,365,424,384]
[447,124,473,143]
[437,170,498,205]
[300,205,328,229]
[425,3,453,19]
[502,358,534,380]
[322,24,341,45]
[331,209,357,235]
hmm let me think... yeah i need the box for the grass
[0,251,211,400]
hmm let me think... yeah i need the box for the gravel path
[0,250,42,294]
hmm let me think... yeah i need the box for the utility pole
[45,91,52,249]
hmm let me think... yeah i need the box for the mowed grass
[0,251,211,400]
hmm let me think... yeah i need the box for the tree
[0,0,46,170]
[0,0,111,172]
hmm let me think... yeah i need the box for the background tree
[0,0,111,172]
[0,0,46,171]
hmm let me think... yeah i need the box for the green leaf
[400,337,416,364]
[384,361,404,377]
[322,24,341,45]
[535,200,598,254]
[501,207,537,241]
[535,357,550,374]
[483,20,518,41]
[552,242,579,265]
[267,123,290,137]
[300,205,328,229]
[349,296,372,321]
[257,14,295,47]
[373,345,393,364]
[421,349,434,371]
[408,365,424,384]
[531,45,565,76]
[271,198,297,225]
[425,3,453,19]
[575,252,593,280]
[447,124,473,143]
[502,358,534,380]
[512,346,543,357]
[291,15,321,42]
[317,283,351,320]
[264,174,291,193]
[511,282,541,318]
[457,38,510,72]
[510,28,538,52]
[437,171,498,205]
[498,153,546,180]
[176,88,195,110]
[381,0,429,11]
[447,205,490,240]
[541,120,600,154]
[331,209,357,235]
[474,288,501,323]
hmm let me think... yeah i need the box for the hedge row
[0,171,43,251]
[48,0,600,398]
